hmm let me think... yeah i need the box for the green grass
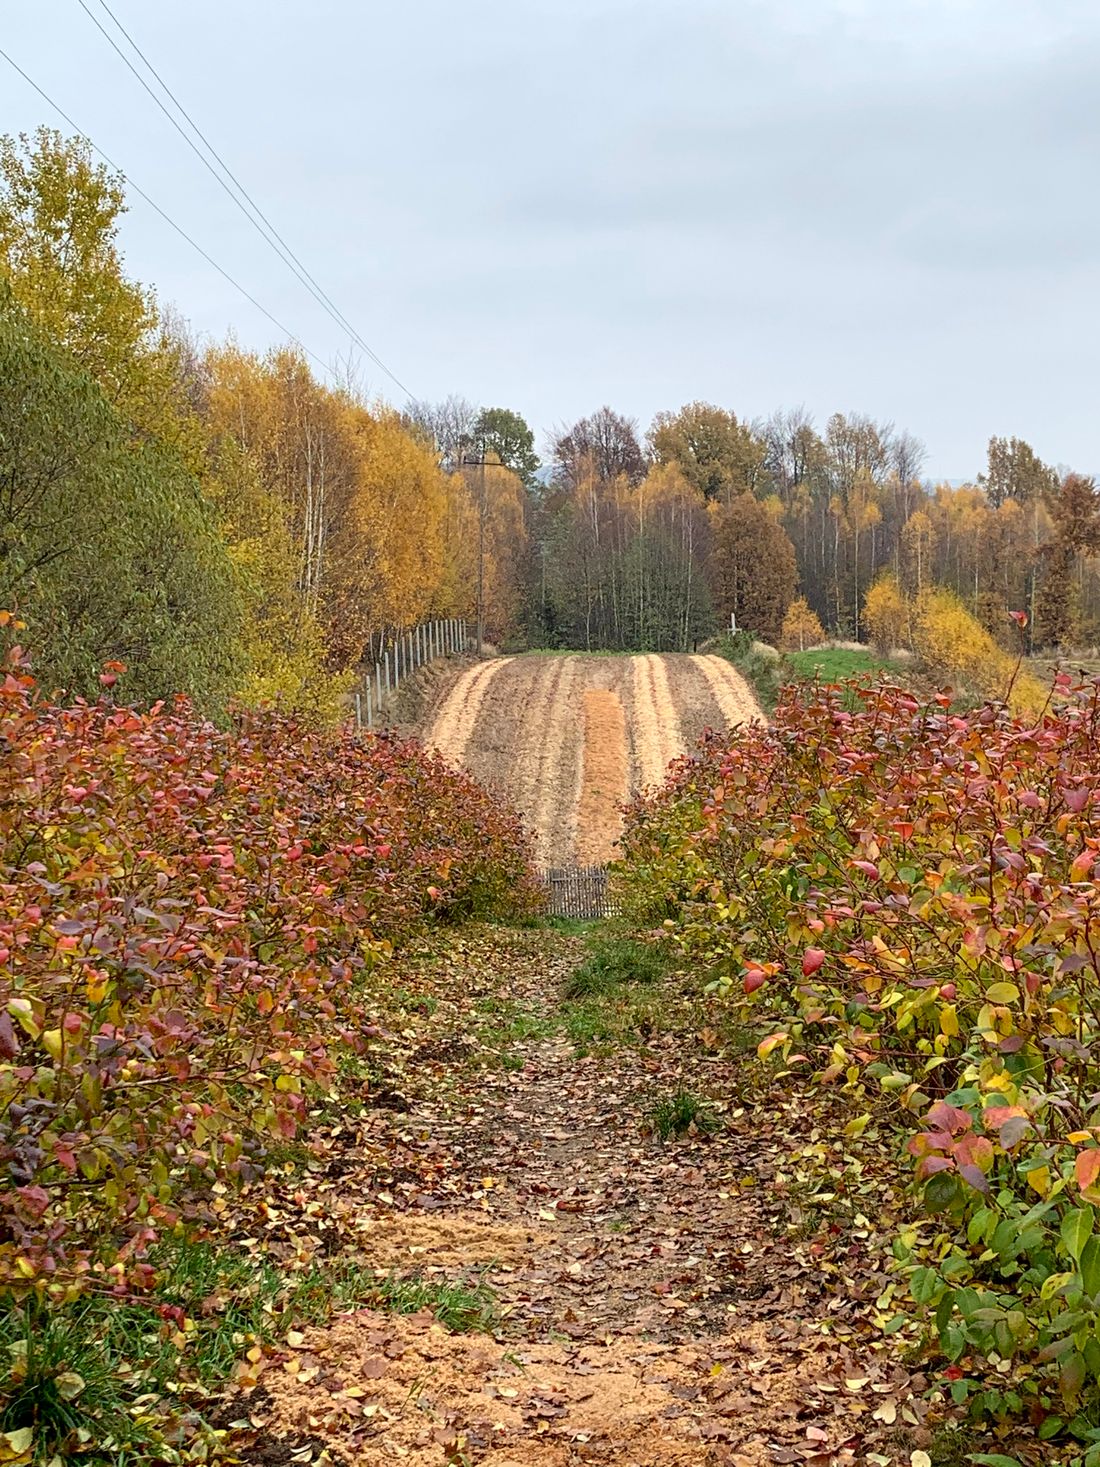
[368,1275,497,1332]
[785,646,901,682]
[563,986,670,1054]
[646,1089,721,1141]
[559,930,682,1055]
[564,934,668,999]
[471,995,560,1067]
[0,1238,496,1463]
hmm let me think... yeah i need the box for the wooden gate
[539,865,617,920]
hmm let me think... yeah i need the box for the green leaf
[910,1266,940,1304]
[935,1288,956,1337]
[1063,1206,1095,1262]
[925,1170,961,1213]
[968,1456,1024,1467]
[1081,1235,1100,1298]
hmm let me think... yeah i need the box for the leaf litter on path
[223,927,925,1465]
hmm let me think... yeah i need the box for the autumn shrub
[618,673,1100,1434]
[914,589,1045,715]
[0,637,537,1305]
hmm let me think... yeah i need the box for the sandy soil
[426,658,515,766]
[420,653,763,867]
[574,689,630,865]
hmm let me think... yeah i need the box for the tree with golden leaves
[780,597,825,652]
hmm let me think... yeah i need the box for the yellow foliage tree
[205,436,349,719]
[915,589,1045,715]
[436,463,529,645]
[863,573,909,654]
[780,597,824,652]
[0,128,188,442]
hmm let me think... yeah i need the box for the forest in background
[4,125,1100,718]
[410,394,1100,666]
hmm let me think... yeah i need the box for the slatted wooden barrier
[539,865,617,920]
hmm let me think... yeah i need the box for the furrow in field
[689,654,763,730]
[528,657,586,867]
[629,654,685,790]
[514,657,569,820]
[574,688,630,867]
[426,658,514,765]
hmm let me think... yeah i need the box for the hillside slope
[421,652,761,866]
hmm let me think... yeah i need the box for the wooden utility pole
[461,452,489,656]
[477,456,486,656]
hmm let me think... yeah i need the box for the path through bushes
[240,928,927,1467]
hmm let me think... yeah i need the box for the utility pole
[462,451,489,656]
[477,455,486,656]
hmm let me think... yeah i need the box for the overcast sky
[3,0,1097,477]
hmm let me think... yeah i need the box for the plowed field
[422,654,761,866]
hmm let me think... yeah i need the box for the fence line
[538,865,617,920]
[354,617,469,730]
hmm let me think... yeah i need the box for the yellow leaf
[0,1427,33,1463]
[1068,1130,1093,1143]
[986,981,1019,1004]
[41,1030,63,1062]
[7,999,39,1041]
[939,1004,959,1039]
[1026,1164,1051,1197]
[757,1032,789,1060]
[844,1113,871,1139]
[54,1372,84,1401]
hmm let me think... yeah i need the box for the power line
[0,43,337,379]
[79,0,414,400]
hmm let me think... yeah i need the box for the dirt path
[420,654,763,865]
[251,930,916,1466]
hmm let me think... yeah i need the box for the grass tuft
[368,1275,497,1333]
[564,935,667,999]
[0,1239,405,1463]
[646,1089,721,1141]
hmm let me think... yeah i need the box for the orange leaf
[1076,1148,1100,1193]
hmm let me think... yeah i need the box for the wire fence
[354,618,469,729]
[539,865,618,920]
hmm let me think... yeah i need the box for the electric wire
[0,43,336,378]
[79,0,413,398]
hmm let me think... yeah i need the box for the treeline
[0,128,528,713]
[408,395,1100,657]
[495,402,1100,654]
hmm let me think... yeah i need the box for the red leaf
[743,969,766,995]
[802,947,826,977]
[926,1102,973,1136]
[959,1163,990,1193]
